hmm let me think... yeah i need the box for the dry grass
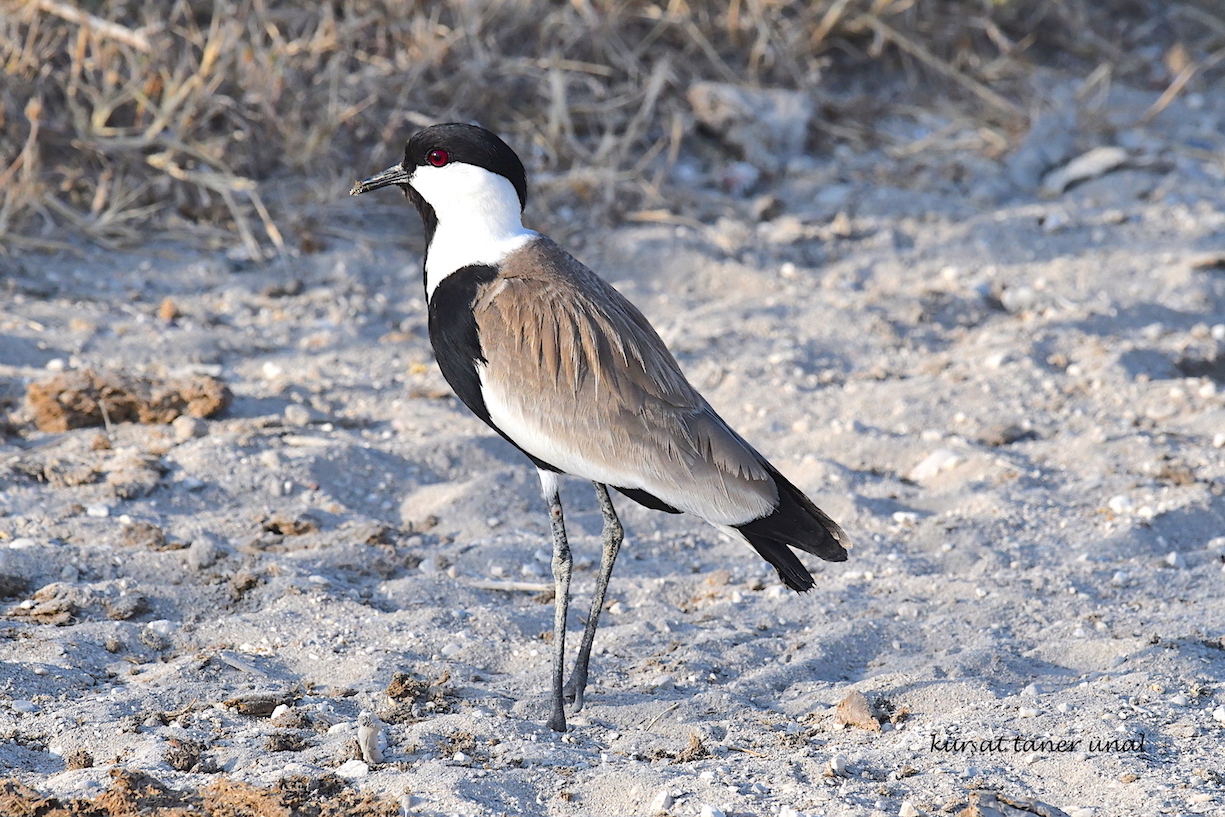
[0,0,1205,254]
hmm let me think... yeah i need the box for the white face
[410,162,535,298]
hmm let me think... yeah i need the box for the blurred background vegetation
[0,0,1216,255]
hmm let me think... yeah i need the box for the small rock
[334,758,369,778]
[86,503,110,518]
[1018,707,1041,718]
[452,751,470,764]
[826,753,848,777]
[1212,706,1225,723]
[1165,551,1186,569]
[283,404,312,427]
[835,690,881,731]
[11,700,39,714]
[699,805,725,817]
[899,802,922,817]
[171,415,208,442]
[1107,495,1133,514]
[909,449,962,481]
[650,789,674,812]
[186,538,220,570]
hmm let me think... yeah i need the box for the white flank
[409,162,535,298]
[478,365,772,526]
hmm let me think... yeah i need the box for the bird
[351,123,849,732]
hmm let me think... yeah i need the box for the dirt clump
[27,369,230,433]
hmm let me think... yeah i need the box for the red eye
[426,149,449,167]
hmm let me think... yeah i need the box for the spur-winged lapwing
[352,123,849,732]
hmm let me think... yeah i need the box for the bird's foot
[546,707,568,733]
[563,676,587,712]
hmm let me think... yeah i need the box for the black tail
[735,463,849,592]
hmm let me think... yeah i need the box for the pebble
[1068,809,1095,817]
[8,538,36,549]
[1213,432,1225,449]
[86,504,111,518]
[1165,552,1186,569]
[186,538,220,570]
[699,806,725,817]
[11,700,39,714]
[1170,694,1189,706]
[441,643,463,657]
[909,449,961,481]
[146,619,175,637]
[452,751,470,764]
[649,790,674,811]
[1022,683,1041,696]
[899,802,921,817]
[334,759,369,778]
[172,415,208,442]
[828,753,848,776]
[1107,495,1133,514]
[1018,707,1041,718]
[1212,706,1225,723]
[283,404,312,426]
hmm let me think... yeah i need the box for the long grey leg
[541,471,572,733]
[565,482,624,712]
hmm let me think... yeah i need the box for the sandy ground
[2,78,1225,817]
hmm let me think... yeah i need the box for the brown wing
[474,237,778,526]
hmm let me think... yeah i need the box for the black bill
[350,163,412,196]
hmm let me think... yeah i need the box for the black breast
[427,264,497,425]
[427,265,560,473]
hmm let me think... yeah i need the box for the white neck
[412,163,535,299]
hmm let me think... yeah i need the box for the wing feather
[475,237,776,525]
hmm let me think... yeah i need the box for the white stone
[146,619,175,636]
[649,789,674,812]
[1107,495,1133,514]
[86,504,111,518]
[828,753,848,776]
[1212,706,1225,723]
[1018,707,1041,718]
[8,538,36,549]
[172,415,208,442]
[334,759,369,778]
[909,449,962,481]
[11,700,39,714]
[699,806,725,817]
